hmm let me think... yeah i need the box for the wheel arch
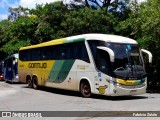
[32,75,39,89]
[26,75,31,83]
[79,77,94,93]
[32,75,38,83]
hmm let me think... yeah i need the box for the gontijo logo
[28,63,47,68]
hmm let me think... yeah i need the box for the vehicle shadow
[92,94,148,101]
[22,85,82,97]
[5,81,25,84]
[21,85,148,101]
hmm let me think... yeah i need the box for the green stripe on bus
[48,60,75,83]
[47,60,65,82]
[57,60,75,82]
[64,38,85,44]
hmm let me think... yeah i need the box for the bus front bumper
[109,83,147,96]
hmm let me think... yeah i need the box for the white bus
[18,34,152,97]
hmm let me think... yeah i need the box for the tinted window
[19,41,90,63]
[88,40,111,75]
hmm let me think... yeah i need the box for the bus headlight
[113,81,120,86]
[116,83,120,86]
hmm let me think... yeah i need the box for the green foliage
[30,2,69,41]
[0,16,39,54]
[8,6,30,21]
[139,0,160,91]
[0,20,11,43]
[61,7,116,36]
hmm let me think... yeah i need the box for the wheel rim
[28,79,32,88]
[83,84,90,95]
[81,82,91,97]
[33,77,38,89]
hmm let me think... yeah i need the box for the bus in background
[18,34,152,97]
[4,53,19,83]
[0,61,4,81]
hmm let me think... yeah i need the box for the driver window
[95,49,110,75]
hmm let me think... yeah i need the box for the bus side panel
[18,60,55,85]
[18,60,29,83]
[31,61,55,86]
[94,73,111,96]
[75,60,111,95]
[76,60,97,93]
[45,60,77,90]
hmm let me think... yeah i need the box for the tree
[0,16,39,54]
[64,0,129,11]
[61,7,116,36]
[0,20,11,59]
[138,0,160,91]
[8,6,29,21]
[30,2,69,42]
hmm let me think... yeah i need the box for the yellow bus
[18,34,152,97]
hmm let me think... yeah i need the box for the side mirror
[141,49,152,63]
[97,46,115,62]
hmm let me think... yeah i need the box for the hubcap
[83,85,89,94]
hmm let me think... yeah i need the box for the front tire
[80,81,91,98]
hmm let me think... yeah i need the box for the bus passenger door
[94,49,111,95]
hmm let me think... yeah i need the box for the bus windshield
[107,43,146,80]
[88,40,146,80]
[107,43,142,69]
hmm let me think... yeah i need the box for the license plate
[130,90,137,94]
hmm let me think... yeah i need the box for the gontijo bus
[18,34,152,97]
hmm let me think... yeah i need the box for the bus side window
[29,49,33,60]
[26,50,30,61]
[72,42,90,63]
[66,45,71,59]
[59,45,63,60]
[70,44,75,59]
[74,45,79,59]
[38,48,42,60]
[42,47,49,60]
[53,45,63,60]
[19,51,24,61]
[32,49,38,60]
[23,50,27,61]
[49,46,54,60]
[63,44,70,59]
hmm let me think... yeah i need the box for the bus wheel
[80,81,91,98]
[27,78,32,88]
[32,77,38,89]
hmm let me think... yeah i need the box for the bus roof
[4,53,18,61]
[84,34,137,44]
[19,34,138,50]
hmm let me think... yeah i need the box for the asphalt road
[0,81,160,120]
